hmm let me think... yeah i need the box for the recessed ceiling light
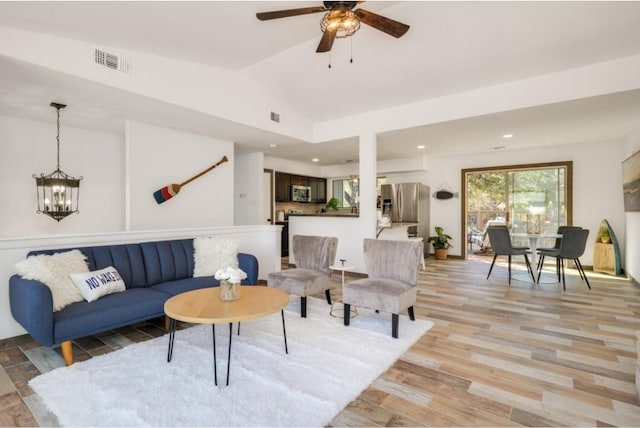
[416,145,425,149]
[312,158,319,162]
[490,145,506,150]
[269,144,277,148]
[502,133,514,139]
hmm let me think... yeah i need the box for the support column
[358,133,377,238]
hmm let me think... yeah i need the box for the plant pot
[434,248,448,260]
[601,236,611,244]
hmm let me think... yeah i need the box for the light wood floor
[330,256,640,427]
[1,256,639,426]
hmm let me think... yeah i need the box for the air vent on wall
[94,48,129,73]
[270,111,280,123]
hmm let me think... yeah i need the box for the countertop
[287,213,360,218]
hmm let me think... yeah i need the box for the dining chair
[342,239,423,338]
[536,228,590,291]
[486,225,536,284]
[536,226,582,274]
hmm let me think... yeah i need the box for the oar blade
[153,183,181,204]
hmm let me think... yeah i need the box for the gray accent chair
[342,239,423,338]
[268,235,338,318]
[536,228,590,291]
[486,225,536,284]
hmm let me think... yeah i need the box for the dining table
[512,233,562,267]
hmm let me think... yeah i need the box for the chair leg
[575,258,591,289]
[560,258,566,291]
[508,255,512,285]
[301,296,307,318]
[487,254,498,279]
[343,303,351,326]
[524,254,536,283]
[536,254,545,283]
[574,259,585,280]
[536,253,543,272]
[408,306,415,321]
[392,314,399,338]
[325,289,332,305]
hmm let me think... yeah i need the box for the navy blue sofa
[9,238,258,365]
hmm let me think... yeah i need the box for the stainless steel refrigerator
[380,183,430,255]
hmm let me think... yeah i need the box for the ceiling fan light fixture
[320,9,360,38]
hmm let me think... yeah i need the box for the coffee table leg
[167,317,176,362]
[212,324,217,386]
[281,310,288,354]
[226,323,233,386]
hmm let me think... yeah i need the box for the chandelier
[33,102,82,222]
[320,9,361,38]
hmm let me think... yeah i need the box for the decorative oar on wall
[153,155,228,204]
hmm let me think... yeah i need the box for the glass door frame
[460,161,573,259]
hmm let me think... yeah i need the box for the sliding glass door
[463,162,572,256]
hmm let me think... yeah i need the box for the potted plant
[601,229,611,244]
[428,226,453,260]
[325,197,340,211]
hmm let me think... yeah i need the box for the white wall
[424,139,628,266]
[234,151,264,225]
[0,114,125,237]
[624,125,640,283]
[126,121,234,230]
[264,156,323,177]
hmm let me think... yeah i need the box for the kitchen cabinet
[275,172,291,202]
[289,175,309,186]
[309,177,326,203]
[277,221,289,257]
[275,172,326,204]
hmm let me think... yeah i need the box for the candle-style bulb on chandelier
[33,102,82,222]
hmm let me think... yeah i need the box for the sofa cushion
[53,288,167,343]
[151,276,220,296]
[69,266,126,302]
[87,244,147,288]
[193,237,239,277]
[15,250,88,311]
[141,239,194,286]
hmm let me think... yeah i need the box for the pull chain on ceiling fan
[256,1,410,57]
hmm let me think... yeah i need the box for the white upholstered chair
[342,239,423,338]
[268,235,338,318]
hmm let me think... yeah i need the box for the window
[332,178,359,207]
[331,177,387,208]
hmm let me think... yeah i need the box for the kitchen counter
[288,213,359,218]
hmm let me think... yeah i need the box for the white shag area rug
[29,297,433,427]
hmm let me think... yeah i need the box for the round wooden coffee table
[164,285,289,386]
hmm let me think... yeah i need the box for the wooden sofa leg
[165,315,171,332]
[61,340,74,366]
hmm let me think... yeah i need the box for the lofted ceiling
[0,1,640,166]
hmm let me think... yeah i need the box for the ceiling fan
[256,1,410,53]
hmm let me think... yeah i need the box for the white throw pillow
[69,266,126,303]
[14,250,88,311]
[193,237,239,277]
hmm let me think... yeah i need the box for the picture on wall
[622,150,640,212]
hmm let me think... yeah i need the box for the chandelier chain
[56,106,61,170]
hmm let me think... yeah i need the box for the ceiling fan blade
[316,27,338,53]
[354,8,410,38]
[256,6,326,21]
